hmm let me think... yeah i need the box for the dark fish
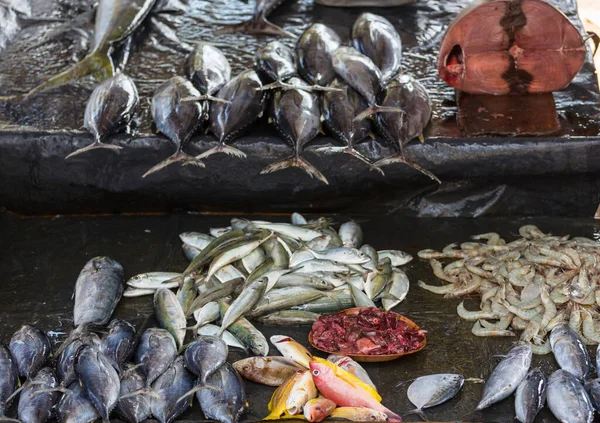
[297,24,342,87]
[550,323,591,380]
[143,76,207,177]
[331,46,382,108]
[547,369,593,423]
[17,367,60,423]
[73,256,125,327]
[56,331,102,386]
[116,365,152,423]
[66,73,138,158]
[134,328,178,387]
[515,368,546,423]
[585,378,600,411]
[183,336,228,383]
[151,356,195,423]
[215,0,293,37]
[352,13,402,85]
[25,0,157,98]
[184,43,231,102]
[201,70,266,159]
[101,319,138,369]
[196,363,247,423]
[74,344,120,421]
[0,344,19,416]
[9,325,51,379]
[56,382,100,423]
[261,77,327,184]
[317,79,382,174]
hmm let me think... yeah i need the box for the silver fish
[198,325,246,352]
[274,273,333,291]
[251,222,321,242]
[17,367,60,423]
[134,328,178,387]
[183,335,228,383]
[182,244,201,261]
[177,277,197,316]
[292,259,349,274]
[241,247,266,274]
[327,355,376,389]
[56,382,100,423]
[126,272,181,289]
[331,46,382,107]
[247,287,328,317]
[297,24,342,86]
[9,325,51,379]
[210,227,232,238]
[406,374,465,420]
[151,356,195,423]
[584,378,600,411]
[0,344,19,417]
[381,269,409,311]
[308,247,369,265]
[550,323,590,380]
[220,277,268,335]
[190,302,221,331]
[184,42,231,101]
[123,287,156,297]
[256,310,321,326]
[154,288,187,349]
[73,256,124,327]
[476,345,532,410]
[101,319,138,370]
[547,369,593,423]
[377,250,413,266]
[292,289,354,313]
[349,283,375,308]
[515,368,547,423]
[116,365,152,423]
[179,232,215,250]
[217,302,269,356]
[197,363,246,423]
[291,213,308,225]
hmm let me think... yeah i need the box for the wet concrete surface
[2,211,600,422]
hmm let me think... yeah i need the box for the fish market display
[418,225,600,353]
[150,356,195,423]
[405,374,466,420]
[17,367,60,423]
[101,319,138,369]
[514,368,546,423]
[9,325,51,379]
[184,43,231,103]
[547,369,594,423]
[438,0,586,95]
[233,356,301,387]
[311,307,425,355]
[297,24,342,87]
[66,73,138,158]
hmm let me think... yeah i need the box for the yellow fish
[330,407,388,421]
[286,369,318,415]
[265,369,307,420]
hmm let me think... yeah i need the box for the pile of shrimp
[417,225,600,354]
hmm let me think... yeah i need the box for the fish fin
[354,106,405,122]
[196,144,247,159]
[32,387,72,396]
[119,388,161,401]
[374,155,441,184]
[65,141,122,159]
[261,156,329,185]
[214,15,294,38]
[315,146,384,176]
[308,84,344,93]
[181,94,231,104]
[24,49,114,100]
[175,384,205,404]
[418,135,425,143]
[402,408,428,421]
[4,385,26,404]
[142,151,205,178]
[259,81,287,91]
[394,378,416,387]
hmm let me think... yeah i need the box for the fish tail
[214,15,294,38]
[316,146,385,176]
[24,49,114,100]
[261,156,329,185]
[374,155,441,184]
[143,151,205,178]
[196,144,247,159]
[401,408,428,421]
[354,106,406,122]
[65,141,122,159]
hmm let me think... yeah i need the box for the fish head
[232,357,258,375]
[308,358,335,385]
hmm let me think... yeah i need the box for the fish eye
[316,407,321,411]
[312,369,320,376]
[243,365,250,371]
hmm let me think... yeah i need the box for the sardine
[256,310,321,326]
[151,356,194,423]
[17,367,60,423]
[184,43,231,102]
[154,288,187,349]
[327,355,376,389]
[215,0,293,37]
[547,369,593,423]
[515,368,547,423]
[179,232,215,250]
[198,325,247,352]
[183,335,228,383]
[292,259,350,274]
[352,13,402,85]
[9,325,51,379]
[143,76,207,177]
[217,301,269,356]
[550,323,590,380]
[297,24,342,86]
[406,374,464,420]
[126,272,181,289]
[377,250,413,266]
[270,335,312,369]
[73,256,124,327]
[66,73,138,158]
[261,77,327,184]
[220,277,268,335]
[196,363,247,423]
[303,397,337,422]
[233,356,301,386]
[116,365,152,423]
[56,330,102,386]
[339,222,363,248]
[0,345,19,417]
[56,382,100,423]
[101,319,137,370]
[134,328,178,387]
[477,345,532,410]
[247,287,328,317]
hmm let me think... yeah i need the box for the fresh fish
[547,369,593,423]
[297,24,342,86]
[210,227,232,238]
[405,374,464,420]
[17,367,60,423]
[256,310,321,326]
[189,302,221,331]
[309,357,401,421]
[73,256,124,327]
[143,76,207,177]
[0,344,19,417]
[66,73,138,158]
[56,382,100,423]
[201,69,266,159]
[270,335,313,369]
[307,247,369,265]
[515,368,547,423]
[365,259,391,300]
[233,356,301,387]
[217,301,269,356]
[381,268,409,311]
[184,43,231,102]
[352,13,402,85]
[476,345,532,410]
[305,236,334,252]
[251,222,321,242]
[256,41,298,90]
[206,234,271,282]
[126,272,181,289]
[186,278,245,317]
[216,0,293,37]
[292,259,350,274]
[179,232,215,250]
[184,335,228,383]
[220,277,268,335]
[327,355,376,389]
[176,276,197,316]
[196,363,247,423]
[56,331,102,386]
[331,46,383,109]
[9,325,51,379]
[329,407,388,421]
[134,328,178,387]
[261,77,327,184]
[585,378,600,411]
[550,323,590,380]
[247,287,328,317]
[596,344,600,376]
[303,396,337,422]
[286,368,318,415]
[116,365,152,423]
[101,319,137,370]
[75,344,120,421]
[263,237,290,268]
[182,244,201,261]
[291,213,308,225]
[264,369,306,419]
[377,250,413,266]
[198,325,247,352]
[241,247,266,274]
[273,273,333,291]
[25,0,157,98]
[349,283,376,308]
[154,288,186,349]
[151,356,194,423]
[292,289,354,313]
[124,287,156,297]
[360,244,379,271]
[214,265,246,284]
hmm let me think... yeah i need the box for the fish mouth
[445,44,464,77]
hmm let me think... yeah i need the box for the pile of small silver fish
[418,225,600,354]
[124,213,412,354]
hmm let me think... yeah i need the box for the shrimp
[520,316,542,342]
[430,259,459,284]
[550,284,570,305]
[417,280,456,295]
[512,316,529,330]
[537,246,577,269]
[466,264,491,279]
[444,274,481,298]
[481,286,499,304]
[524,247,564,267]
[457,301,497,321]
[546,269,578,287]
[443,259,465,275]
[562,247,582,267]
[502,302,544,321]
[471,321,515,337]
[540,287,557,328]
[472,232,503,245]
[529,340,552,355]
[581,310,600,344]
[519,225,546,239]
[480,314,513,330]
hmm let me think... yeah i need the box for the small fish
[477,345,532,410]
[116,365,152,423]
[360,244,379,271]
[9,325,51,379]
[297,24,342,87]
[264,369,306,420]
[381,268,409,311]
[184,335,228,383]
[66,73,138,158]
[292,259,349,274]
[291,213,308,225]
[56,330,102,386]
[293,289,354,313]
[74,344,120,422]
[270,335,313,369]
[197,325,247,352]
[349,283,375,308]
[151,356,195,423]
[101,319,137,370]
[308,247,369,265]
[233,356,301,387]
[182,244,201,261]
[327,355,376,389]
[189,302,221,331]
[585,378,600,411]
[123,287,156,297]
[275,270,332,289]
[263,237,291,269]
[206,233,272,282]
[256,310,321,326]
[73,256,124,327]
[154,289,187,349]
[126,272,182,289]
[0,344,19,417]
[17,367,60,423]
[184,42,231,102]
[176,277,197,316]
[179,232,215,250]
[515,368,547,423]
[215,0,293,37]
[186,278,245,318]
[550,323,590,380]
[241,247,266,274]
[547,369,593,423]
[364,260,391,300]
[143,76,207,177]
[251,222,322,243]
[329,407,388,421]
[247,287,328,317]
[405,374,464,420]
[377,250,413,266]
[196,363,247,423]
[56,382,100,423]
[210,227,232,238]
[286,368,318,415]
[303,396,337,422]
[220,277,268,335]
[134,328,178,387]
[218,301,269,356]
